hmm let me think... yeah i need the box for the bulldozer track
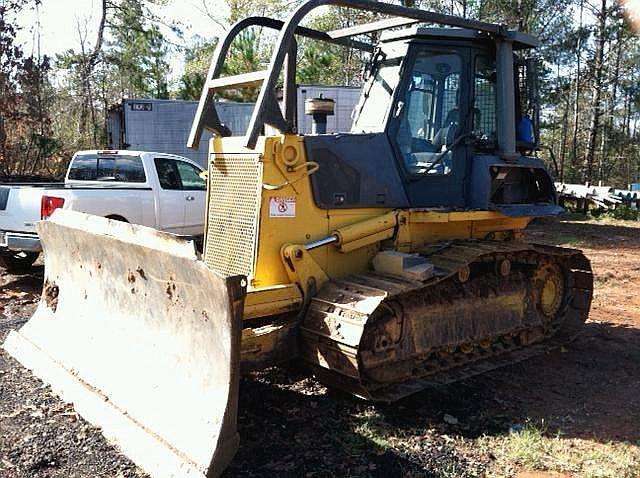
[301,240,593,402]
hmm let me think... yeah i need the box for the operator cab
[304,27,558,214]
[190,13,560,217]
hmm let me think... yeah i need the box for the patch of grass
[552,234,583,246]
[595,270,616,285]
[560,212,592,222]
[574,216,640,229]
[506,424,549,469]
[345,408,488,477]
[606,205,640,221]
[478,421,640,478]
[579,443,640,478]
[351,409,392,451]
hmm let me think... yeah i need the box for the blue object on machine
[631,183,640,191]
[517,116,535,144]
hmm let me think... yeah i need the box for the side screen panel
[304,134,409,209]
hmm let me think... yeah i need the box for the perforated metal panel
[204,154,262,278]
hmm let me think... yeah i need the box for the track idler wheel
[533,261,566,321]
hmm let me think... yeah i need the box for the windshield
[351,57,402,133]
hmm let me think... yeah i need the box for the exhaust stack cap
[305,95,335,135]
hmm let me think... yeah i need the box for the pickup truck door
[153,157,189,234]
[174,160,206,236]
[153,157,206,236]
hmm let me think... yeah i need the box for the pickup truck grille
[0,187,9,210]
[205,154,262,278]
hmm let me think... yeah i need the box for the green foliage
[179,28,269,102]
[42,0,176,175]
[177,38,216,100]
[298,8,373,86]
[5,0,640,183]
[297,42,337,85]
[479,421,640,478]
[608,205,640,221]
[107,0,171,98]
[223,0,297,24]
[177,71,205,101]
[0,0,60,176]
[219,29,264,102]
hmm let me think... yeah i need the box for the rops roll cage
[188,0,536,158]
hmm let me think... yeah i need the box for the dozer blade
[2,210,246,478]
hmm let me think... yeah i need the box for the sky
[16,0,228,79]
[15,0,609,81]
[623,0,640,30]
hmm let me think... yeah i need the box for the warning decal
[269,197,296,218]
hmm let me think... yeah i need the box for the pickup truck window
[176,161,206,191]
[154,158,205,191]
[68,154,146,183]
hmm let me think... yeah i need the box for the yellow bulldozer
[3,1,594,477]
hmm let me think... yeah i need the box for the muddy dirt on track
[0,218,639,477]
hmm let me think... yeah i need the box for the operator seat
[433,108,459,150]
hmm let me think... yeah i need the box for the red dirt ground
[497,218,640,443]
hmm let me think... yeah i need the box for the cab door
[387,46,472,208]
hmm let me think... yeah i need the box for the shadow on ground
[229,318,640,477]
[388,320,640,443]
[0,266,44,293]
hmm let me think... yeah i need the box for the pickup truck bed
[0,183,155,251]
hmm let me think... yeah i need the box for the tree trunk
[583,0,607,183]
[599,24,624,184]
[571,0,584,166]
[560,103,569,182]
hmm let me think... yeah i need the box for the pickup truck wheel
[0,251,39,274]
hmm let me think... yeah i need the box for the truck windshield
[68,154,146,183]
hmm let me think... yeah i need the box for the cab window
[67,155,97,181]
[351,57,402,133]
[176,161,205,190]
[473,55,497,141]
[395,52,462,176]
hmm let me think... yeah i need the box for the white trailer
[108,99,254,167]
[108,86,362,168]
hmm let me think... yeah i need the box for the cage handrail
[189,0,522,150]
[188,15,374,148]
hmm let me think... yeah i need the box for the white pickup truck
[0,150,206,272]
